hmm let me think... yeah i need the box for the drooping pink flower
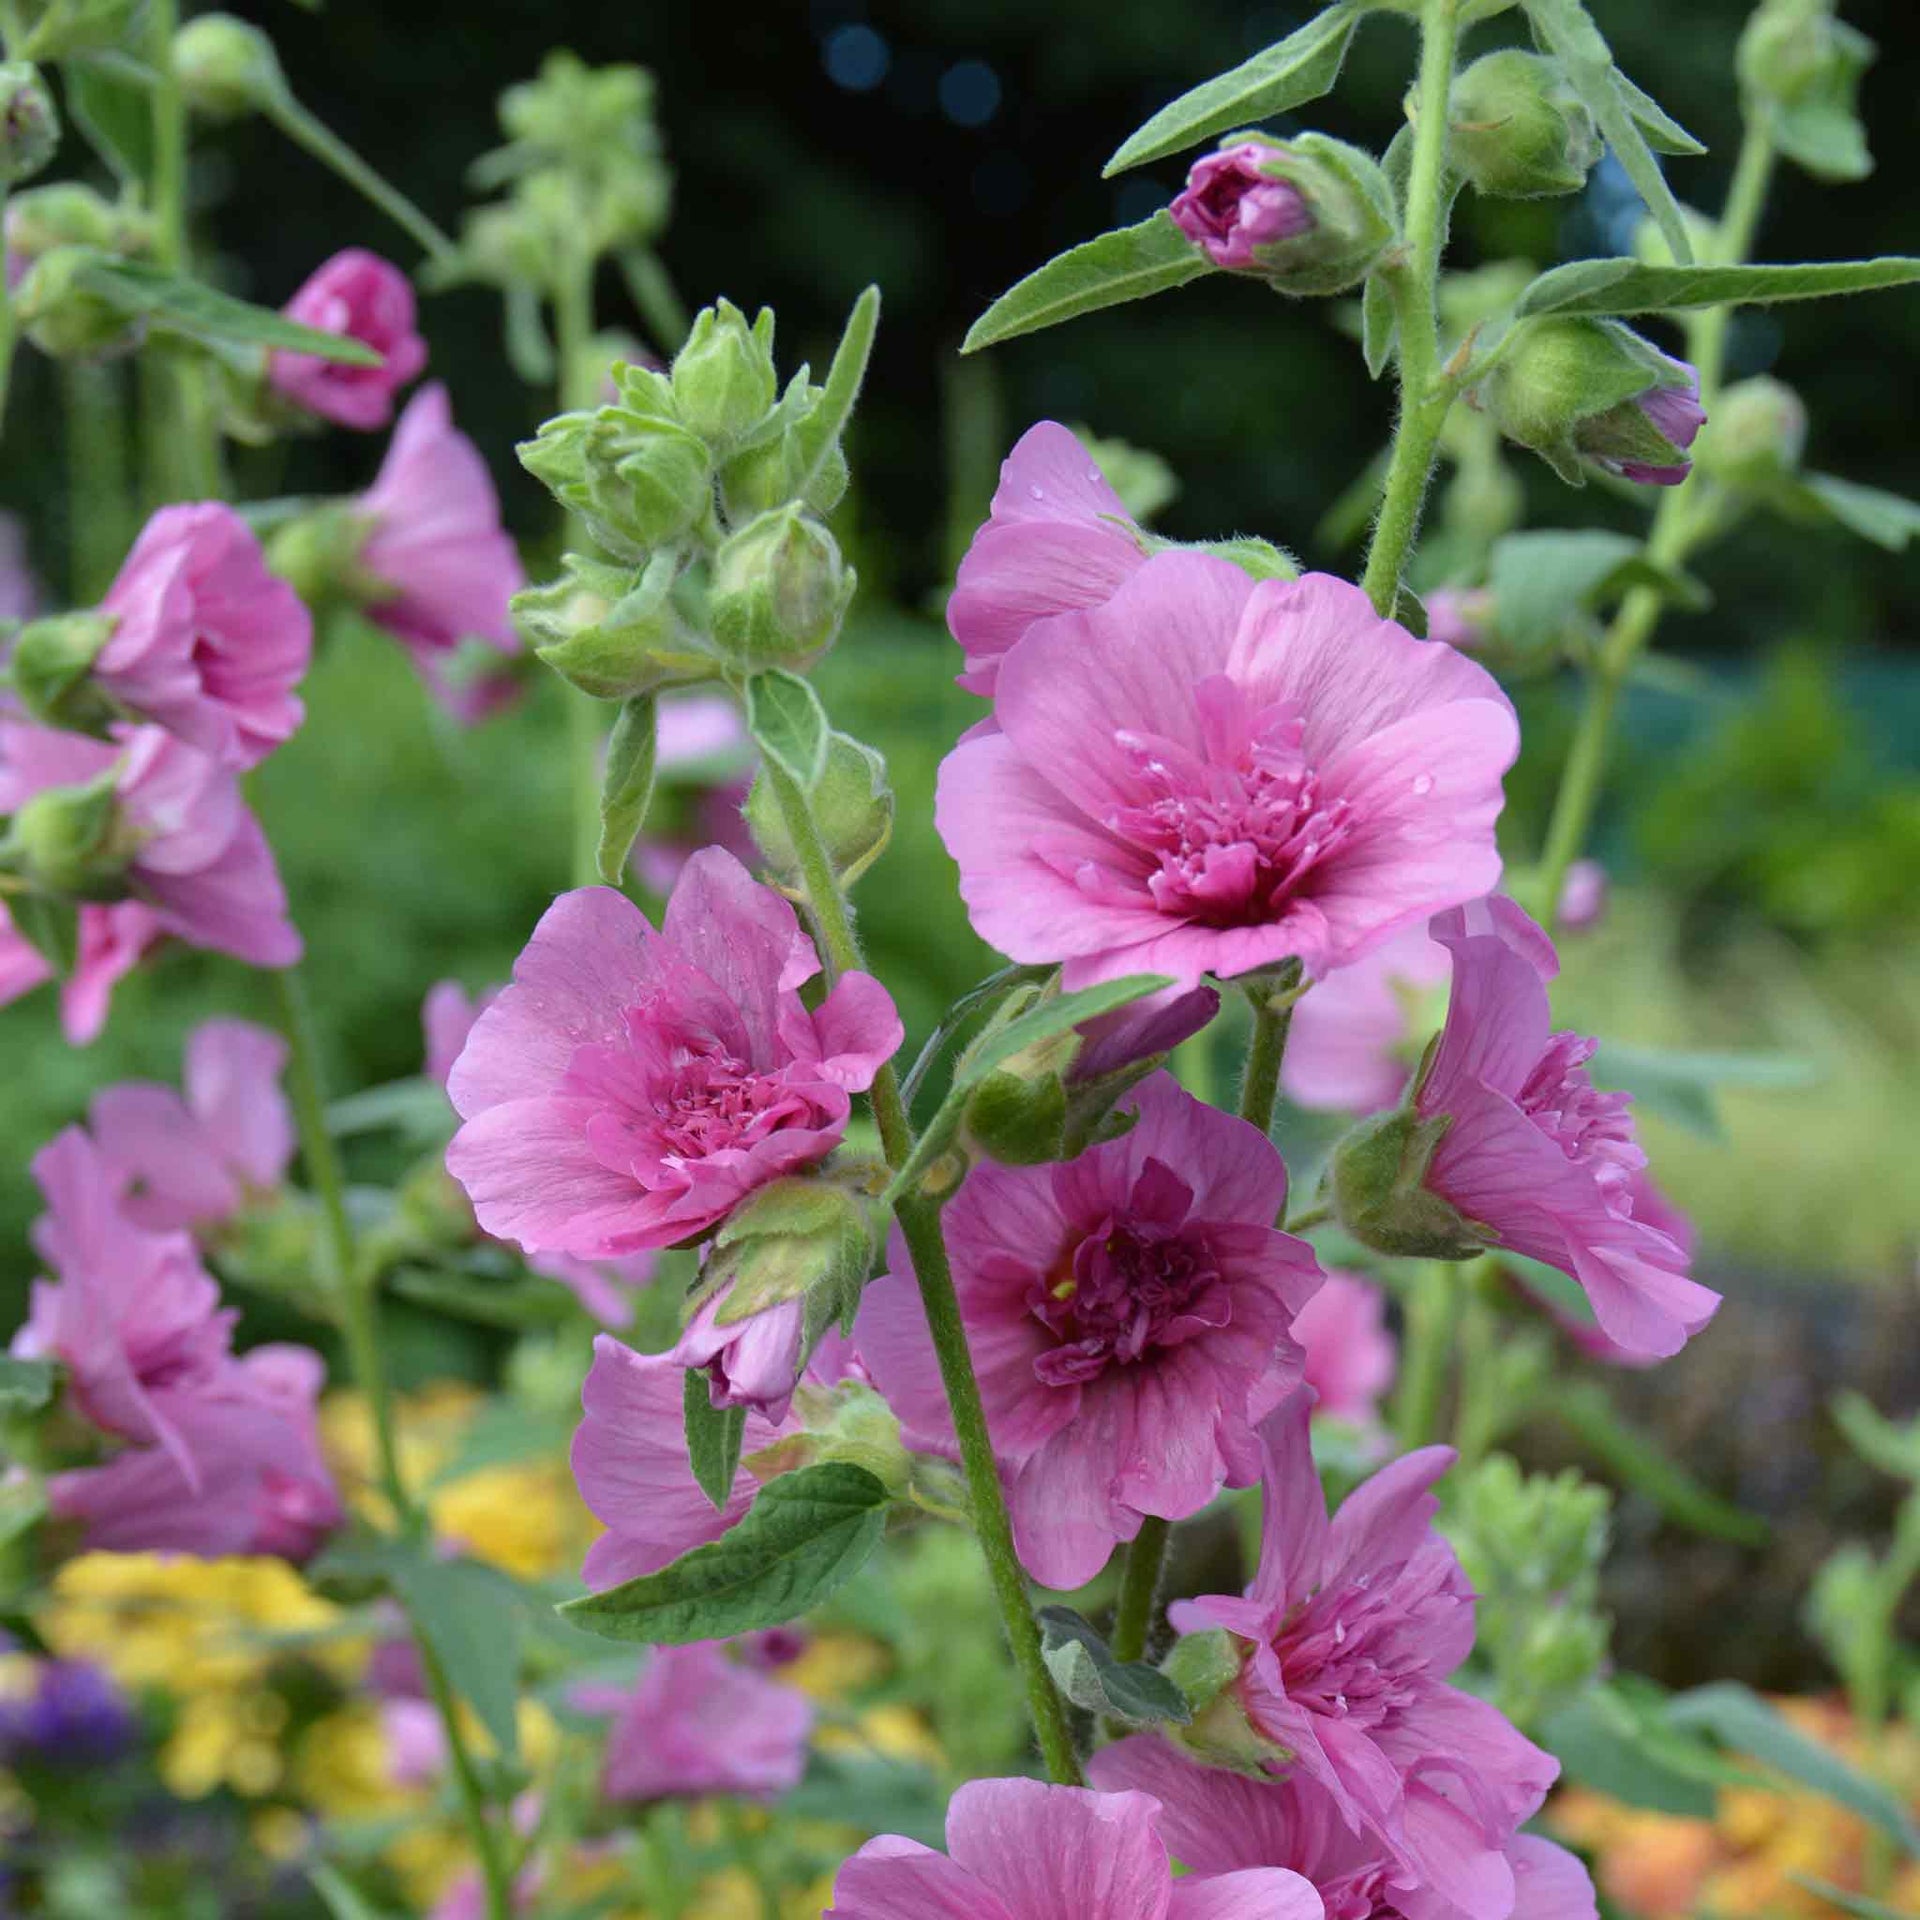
[1171,144,1316,272]
[827,1776,1321,1920]
[946,421,1150,702]
[672,1289,810,1423]
[1169,1397,1558,1905]
[93,503,312,769]
[0,898,165,1045]
[1295,1273,1396,1431]
[0,720,301,970]
[1606,355,1705,487]
[446,849,902,1258]
[269,248,428,431]
[857,1072,1322,1589]
[935,554,1517,990]
[1090,1736,1597,1920]
[1406,897,1719,1360]
[88,1018,294,1233]
[357,384,525,711]
[577,1642,814,1803]
[1283,922,1451,1114]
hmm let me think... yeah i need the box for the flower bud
[172,14,285,119]
[265,503,371,611]
[14,245,145,360]
[1330,1106,1485,1260]
[707,505,855,672]
[959,991,1080,1168]
[1181,534,1299,581]
[6,774,128,901]
[512,554,715,700]
[519,407,713,561]
[671,300,779,448]
[6,183,150,273]
[1694,375,1807,488]
[746,729,893,891]
[7,614,117,735]
[1161,1627,1241,1717]
[1170,132,1394,296]
[0,63,59,185]
[1448,51,1601,199]
[1737,0,1875,182]
[1424,587,1494,652]
[1474,317,1705,487]
[718,414,850,523]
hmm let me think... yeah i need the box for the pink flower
[1295,1273,1397,1430]
[947,421,1149,702]
[1090,1736,1597,1920]
[0,720,301,970]
[579,1642,814,1803]
[1424,589,1493,654]
[358,384,525,710]
[269,248,428,431]
[1556,859,1608,933]
[1171,144,1316,272]
[446,849,902,1258]
[422,978,500,1089]
[88,1018,294,1233]
[1170,1397,1559,1906]
[856,1072,1322,1588]
[527,1248,656,1326]
[935,554,1517,989]
[1283,922,1451,1113]
[1073,983,1222,1083]
[673,1289,810,1423]
[0,898,164,1045]
[1408,897,1719,1360]
[1608,356,1704,486]
[93,503,312,769]
[826,1775,1320,1920]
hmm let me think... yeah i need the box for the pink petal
[946,1778,1173,1920]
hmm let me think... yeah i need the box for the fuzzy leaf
[1103,5,1360,176]
[1361,271,1397,379]
[1038,1606,1192,1725]
[791,285,880,499]
[596,694,659,884]
[1613,68,1707,156]
[557,1463,890,1644]
[745,669,831,789]
[684,1366,748,1513]
[1487,529,1705,654]
[963,215,1210,354]
[1516,255,1920,320]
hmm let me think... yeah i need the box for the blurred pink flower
[1171,144,1316,271]
[94,503,311,769]
[0,898,164,1044]
[935,554,1517,989]
[1424,588,1493,654]
[446,849,901,1258]
[270,248,428,431]
[1295,1272,1396,1430]
[1557,859,1608,933]
[1610,356,1705,487]
[947,421,1149,702]
[1283,922,1451,1114]
[0,510,42,621]
[421,978,500,1089]
[857,1072,1322,1589]
[629,692,756,894]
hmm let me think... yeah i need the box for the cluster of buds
[1737,0,1876,182]
[6,183,157,361]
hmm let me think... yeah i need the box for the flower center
[1517,1031,1644,1209]
[645,1043,810,1163]
[1270,1578,1428,1738]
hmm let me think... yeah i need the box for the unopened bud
[173,14,286,120]
[746,729,893,891]
[0,64,58,184]
[513,554,715,700]
[718,417,850,523]
[1161,1627,1241,1716]
[266,503,372,611]
[7,774,128,900]
[960,991,1079,1167]
[1448,51,1600,199]
[519,407,713,561]
[1181,534,1300,582]
[1330,1106,1485,1260]
[708,505,854,672]
[671,300,779,447]
[15,245,145,360]
[8,614,116,734]
[1425,587,1494,653]
[1737,0,1875,183]
[6,183,149,273]
[1695,375,1807,487]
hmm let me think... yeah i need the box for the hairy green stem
[1237,977,1297,1136]
[760,753,1081,1784]
[1111,1515,1171,1666]
[267,94,459,268]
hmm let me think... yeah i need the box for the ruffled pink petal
[1508,1836,1599,1920]
[804,970,905,1090]
[946,1778,1173,1920]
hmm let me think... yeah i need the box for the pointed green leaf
[963,214,1210,355]
[684,1366,748,1513]
[1777,472,1920,552]
[1613,68,1707,156]
[596,694,658,884]
[1103,5,1360,176]
[1541,1681,1744,1816]
[1362,271,1397,379]
[792,285,880,501]
[1516,255,1920,321]
[1038,1606,1192,1725]
[557,1462,890,1644]
[389,1556,526,1762]
[745,669,830,789]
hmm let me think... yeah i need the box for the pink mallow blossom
[357,384,526,714]
[1171,143,1316,272]
[88,1018,293,1233]
[0,898,162,1045]
[1407,897,1719,1360]
[1295,1273,1397,1431]
[827,1775,1320,1920]
[1169,1396,1560,1909]
[935,553,1517,990]
[93,503,312,770]
[946,421,1149,703]
[269,248,428,431]
[1091,1735,1597,1920]
[446,848,902,1259]
[856,1072,1323,1589]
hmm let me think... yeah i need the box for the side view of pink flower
[445,847,902,1258]
[1283,921,1451,1114]
[857,1072,1323,1589]
[1171,144,1316,271]
[1410,896,1720,1360]
[269,248,428,431]
[936,553,1518,988]
[826,1776,1321,1920]
[92,503,312,770]
[88,1018,294,1233]
[0,898,163,1045]
[946,420,1149,702]
[1295,1273,1397,1431]
[1169,1396,1559,1908]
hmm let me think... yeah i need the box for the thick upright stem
[1111,1516,1170,1666]
[63,362,132,603]
[1237,981,1296,1137]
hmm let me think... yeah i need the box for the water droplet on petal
[1412,773,1435,796]
[1028,484,1045,500]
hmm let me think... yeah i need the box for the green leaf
[1541,1681,1740,1816]
[1792,1877,1912,1920]
[1037,1606,1192,1726]
[1770,471,1920,552]
[745,669,830,789]
[3,893,77,975]
[386,1265,580,1332]
[1521,0,1695,264]
[1592,1040,1816,1143]
[595,694,658,884]
[1832,1390,1920,1484]
[0,1356,58,1419]
[64,56,156,183]
[1103,4,1360,176]
[1487,529,1706,655]
[963,214,1210,355]
[1669,1682,1920,1854]
[684,1367,748,1513]
[1361,271,1397,379]
[792,285,880,500]
[557,1462,890,1644]
[389,1556,526,1763]
[326,1077,454,1145]
[1612,68,1707,157]
[1516,255,1920,320]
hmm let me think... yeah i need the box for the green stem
[760,753,1080,1784]
[266,94,460,268]
[1237,975,1297,1136]
[409,1628,518,1920]
[618,247,690,357]
[1111,1515,1170,1666]
[1359,0,1464,619]
[0,181,14,435]
[1394,1262,1456,1449]
[64,361,132,603]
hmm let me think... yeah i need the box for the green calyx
[4,773,132,902]
[670,300,780,448]
[8,614,117,736]
[1220,130,1397,297]
[707,505,855,673]
[519,404,714,562]
[745,729,893,893]
[1448,51,1601,201]
[512,552,715,701]
[1329,1105,1486,1261]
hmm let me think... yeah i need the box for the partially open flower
[1171,143,1316,271]
[269,249,428,431]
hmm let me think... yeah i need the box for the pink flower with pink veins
[827,1776,1320,1920]
[445,848,902,1259]
[1091,1736,1596,1920]
[936,552,1517,989]
[269,248,428,431]
[856,1072,1323,1589]
[1170,1397,1559,1907]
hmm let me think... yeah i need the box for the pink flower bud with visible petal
[269,248,428,431]
[1171,143,1316,271]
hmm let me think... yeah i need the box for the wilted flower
[1171,142,1316,270]
[269,248,428,431]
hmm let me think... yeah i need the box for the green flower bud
[716,381,851,522]
[6,773,129,900]
[1179,535,1300,581]
[1161,1628,1242,1716]
[1448,52,1601,199]
[671,300,780,448]
[513,554,716,700]
[1737,0,1875,183]
[172,13,284,119]
[519,407,713,561]
[708,505,855,673]
[14,245,145,360]
[265,503,374,612]
[1330,1105,1486,1260]
[746,729,893,892]
[1695,375,1808,488]
[0,63,59,185]
[8,614,117,735]
[6,183,148,270]
[11,0,145,60]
